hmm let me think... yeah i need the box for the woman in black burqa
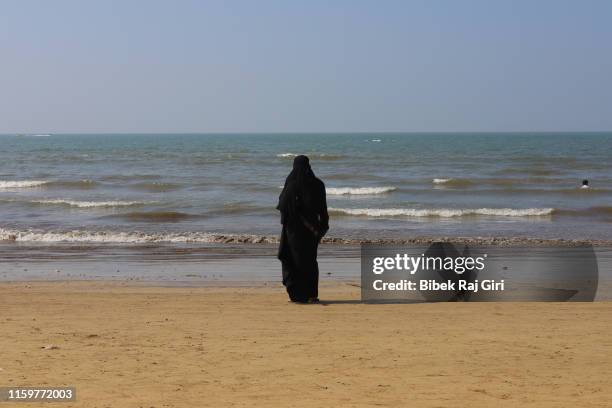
[277,155,329,303]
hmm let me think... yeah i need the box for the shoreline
[2,245,612,301]
[2,233,612,247]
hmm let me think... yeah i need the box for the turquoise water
[0,133,610,242]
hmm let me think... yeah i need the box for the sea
[1,133,611,245]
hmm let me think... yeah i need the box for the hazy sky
[1,0,611,133]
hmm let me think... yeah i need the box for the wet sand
[1,281,612,407]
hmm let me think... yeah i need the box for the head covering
[289,155,313,187]
[276,155,316,222]
[293,154,310,169]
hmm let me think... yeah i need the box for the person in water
[277,155,329,303]
[581,179,590,189]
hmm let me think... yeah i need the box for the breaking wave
[276,153,343,160]
[432,178,474,187]
[326,186,397,195]
[0,228,275,244]
[0,180,49,189]
[0,179,98,190]
[329,207,556,217]
[33,199,148,208]
[1,227,607,246]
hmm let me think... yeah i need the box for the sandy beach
[1,280,612,407]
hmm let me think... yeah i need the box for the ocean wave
[0,228,275,244]
[1,179,102,190]
[430,177,589,188]
[329,207,555,217]
[555,206,612,217]
[46,180,99,189]
[0,180,49,189]
[33,199,147,208]
[432,178,474,187]
[1,227,608,246]
[326,186,397,195]
[276,153,343,160]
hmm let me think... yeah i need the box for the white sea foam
[276,152,343,160]
[0,180,49,189]
[326,186,397,195]
[33,199,148,208]
[433,178,452,184]
[0,227,602,246]
[329,207,555,217]
[432,178,475,187]
[0,228,274,244]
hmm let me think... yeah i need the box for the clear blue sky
[1,0,611,133]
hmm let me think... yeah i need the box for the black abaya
[277,156,329,302]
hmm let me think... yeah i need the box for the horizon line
[2,130,612,135]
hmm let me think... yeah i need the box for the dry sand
[1,281,611,407]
